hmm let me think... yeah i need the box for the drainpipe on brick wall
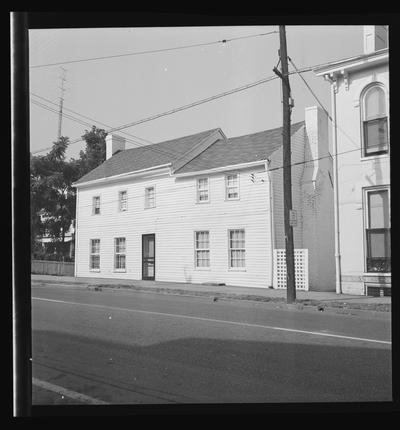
[266,159,275,288]
[326,74,342,294]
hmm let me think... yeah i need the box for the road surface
[31,284,392,405]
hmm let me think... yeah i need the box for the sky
[28,25,365,160]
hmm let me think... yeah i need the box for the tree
[77,126,107,176]
[30,137,80,260]
[30,126,108,261]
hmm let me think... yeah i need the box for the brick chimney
[106,134,126,160]
[363,25,388,54]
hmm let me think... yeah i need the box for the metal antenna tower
[57,66,67,140]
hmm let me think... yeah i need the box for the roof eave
[72,163,172,188]
[314,48,389,77]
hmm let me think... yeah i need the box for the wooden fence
[31,260,74,276]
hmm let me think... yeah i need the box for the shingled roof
[75,128,220,184]
[75,121,305,184]
[175,121,305,174]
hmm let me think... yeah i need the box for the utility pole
[273,25,296,303]
[57,66,67,140]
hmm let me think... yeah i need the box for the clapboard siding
[75,166,273,288]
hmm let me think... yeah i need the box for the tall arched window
[361,85,389,156]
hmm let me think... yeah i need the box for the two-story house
[73,105,335,291]
[314,25,390,296]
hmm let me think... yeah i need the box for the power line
[31,92,154,146]
[29,31,278,69]
[30,96,226,172]
[70,144,363,213]
[31,73,280,155]
[287,56,360,150]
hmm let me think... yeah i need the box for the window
[145,186,155,208]
[195,231,210,268]
[196,178,209,203]
[228,229,246,269]
[119,190,127,211]
[90,239,100,270]
[362,85,389,156]
[365,188,390,273]
[225,174,239,200]
[114,237,126,271]
[92,196,100,215]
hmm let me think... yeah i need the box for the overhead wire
[29,30,279,69]
[30,73,280,155]
[288,56,360,150]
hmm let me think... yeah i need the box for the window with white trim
[365,187,390,273]
[228,229,246,269]
[361,85,389,156]
[119,190,127,211]
[145,186,155,208]
[114,237,126,271]
[195,231,210,268]
[92,196,100,215]
[90,239,100,270]
[196,178,209,203]
[225,174,239,200]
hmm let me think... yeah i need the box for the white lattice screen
[273,249,309,290]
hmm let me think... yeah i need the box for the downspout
[74,188,79,278]
[266,159,275,288]
[326,74,342,294]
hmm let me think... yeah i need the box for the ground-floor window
[114,237,126,271]
[228,229,246,269]
[195,231,210,268]
[90,239,100,270]
[364,187,390,273]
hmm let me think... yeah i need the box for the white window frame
[225,173,240,200]
[118,190,128,212]
[196,177,210,203]
[92,195,101,215]
[194,231,210,269]
[89,239,100,271]
[360,83,389,158]
[363,186,391,274]
[114,237,126,272]
[145,186,156,209]
[228,229,246,270]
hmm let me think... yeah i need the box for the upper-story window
[119,190,127,212]
[361,85,389,157]
[225,174,239,200]
[92,196,101,215]
[145,186,155,209]
[196,178,209,203]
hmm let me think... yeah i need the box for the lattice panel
[273,249,309,290]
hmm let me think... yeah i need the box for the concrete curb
[31,278,391,313]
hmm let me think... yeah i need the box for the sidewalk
[31,274,391,313]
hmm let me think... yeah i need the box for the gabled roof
[174,121,305,174]
[74,121,305,185]
[74,128,220,184]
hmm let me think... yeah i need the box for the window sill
[113,269,126,273]
[194,267,211,271]
[360,153,390,162]
[363,272,391,276]
[225,198,240,202]
[89,269,100,272]
[144,206,156,210]
[196,201,210,204]
[228,268,246,272]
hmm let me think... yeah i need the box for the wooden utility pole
[273,25,296,303]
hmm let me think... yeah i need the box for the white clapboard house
[73,106,335,291]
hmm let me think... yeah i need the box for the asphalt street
[31,284,392,405]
